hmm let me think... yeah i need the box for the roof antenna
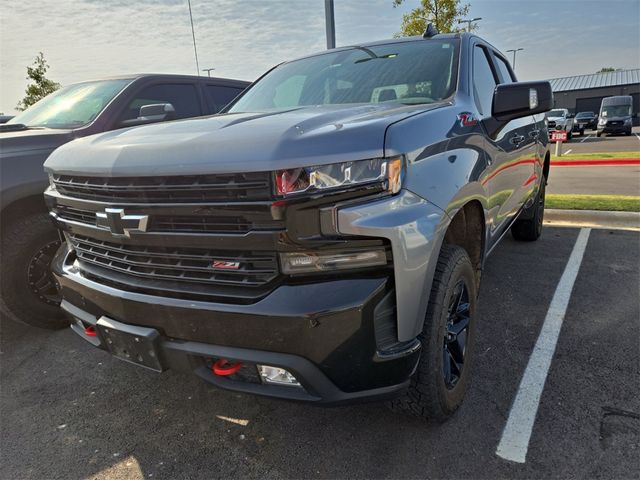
[423,23,439,38]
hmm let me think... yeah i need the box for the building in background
[548,68,639,125]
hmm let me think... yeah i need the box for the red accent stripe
[482,158,537,186]
[523,173,538,187]
[551,158,640,167]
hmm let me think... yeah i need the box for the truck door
[472,45,537,248]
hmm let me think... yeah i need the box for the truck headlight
[624,118,632,125]
[598,118,606,125]
[280,249,387,274]
[48,173,56,190]
[274,156,404,197]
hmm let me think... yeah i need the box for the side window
[494,55,515,84]
[472,46,498,117]
[119,83,201,122]
[206,85,244,113]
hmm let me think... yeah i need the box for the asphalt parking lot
[557,125,640,154]
[547,126,640,196]
[1,227,638,480]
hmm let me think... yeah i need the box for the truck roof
[64,73,250,87]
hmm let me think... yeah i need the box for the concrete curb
[544,209,640,231]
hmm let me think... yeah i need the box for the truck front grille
[68,233,279,290]
[52,172,273,203]
[53,205,283,234]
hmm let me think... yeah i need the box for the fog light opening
[212,358,243,376]
[257,365,301,387]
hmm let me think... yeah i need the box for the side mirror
[120,103,176,127]
[567,113,575,118]
[484,81,553,137]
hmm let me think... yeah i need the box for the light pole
[506,48,524,70]
[187,0,200,75]
[324,0,335,49]
[202,68,215,77]
[458,17,482,32]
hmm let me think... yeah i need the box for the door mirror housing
[119,103,176,128]
[483,81,553,137]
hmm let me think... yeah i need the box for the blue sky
[1,0,639,114]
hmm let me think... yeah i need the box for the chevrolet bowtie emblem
[96,208,149,237]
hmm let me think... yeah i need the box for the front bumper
[598,124,631,134]
[53,244,421,405]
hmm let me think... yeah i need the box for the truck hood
[45,103,442,176]
[547,116,566,122]
[0,127,74,156]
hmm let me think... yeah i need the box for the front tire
[389,245,477,421]
[512,180,546,241]
[0,213,68,329]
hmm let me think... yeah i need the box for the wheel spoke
[443,347,452,385]
[448,316,470,336]
[448,337,465,366]
[449,282,463,313]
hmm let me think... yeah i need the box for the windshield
[9,79,131,129]
[546,110,565,117]
[229,39,459,113]
[601,105,631,117]
[576,112,594,118]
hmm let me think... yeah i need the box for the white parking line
[564,149,572,155]
[635,134,640,142]
[579,135,592,143]
[496,228,591,464]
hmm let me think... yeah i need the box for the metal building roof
[548,68,640,92]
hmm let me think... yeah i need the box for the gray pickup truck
[0,74,248,328]
[44,30,551,419]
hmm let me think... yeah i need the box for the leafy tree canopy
[16,52,61,111]
[393,0,474,37]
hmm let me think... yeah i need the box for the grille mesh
[68,234,279,288]
[53,172,273,203]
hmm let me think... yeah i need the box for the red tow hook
[84,326,97,337]
[212,358,243,376]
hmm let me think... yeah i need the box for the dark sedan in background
[573,111,597,132]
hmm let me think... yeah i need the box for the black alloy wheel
[443,280,471,389]
[27,239,62,306]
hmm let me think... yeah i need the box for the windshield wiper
[0,123,29,132]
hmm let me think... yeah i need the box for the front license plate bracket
[96,317,165,372]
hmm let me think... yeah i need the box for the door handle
[529,129,540,139]
[510,134,526,146]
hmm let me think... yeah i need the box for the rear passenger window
[473,46,498,117]
[119,84,201,122]
[206,85,244,113]
[494,55,515,84]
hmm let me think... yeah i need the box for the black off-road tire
[1,213,68,329]
[388,245,477,421]
[511,180,546,241]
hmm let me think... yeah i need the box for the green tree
[16,52,61,111]
[393,0,473,37]
[596,67,617,73]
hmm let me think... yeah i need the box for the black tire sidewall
[421,246,477,418]
[1,213,67,329]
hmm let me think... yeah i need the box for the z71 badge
[457,112,478,127]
